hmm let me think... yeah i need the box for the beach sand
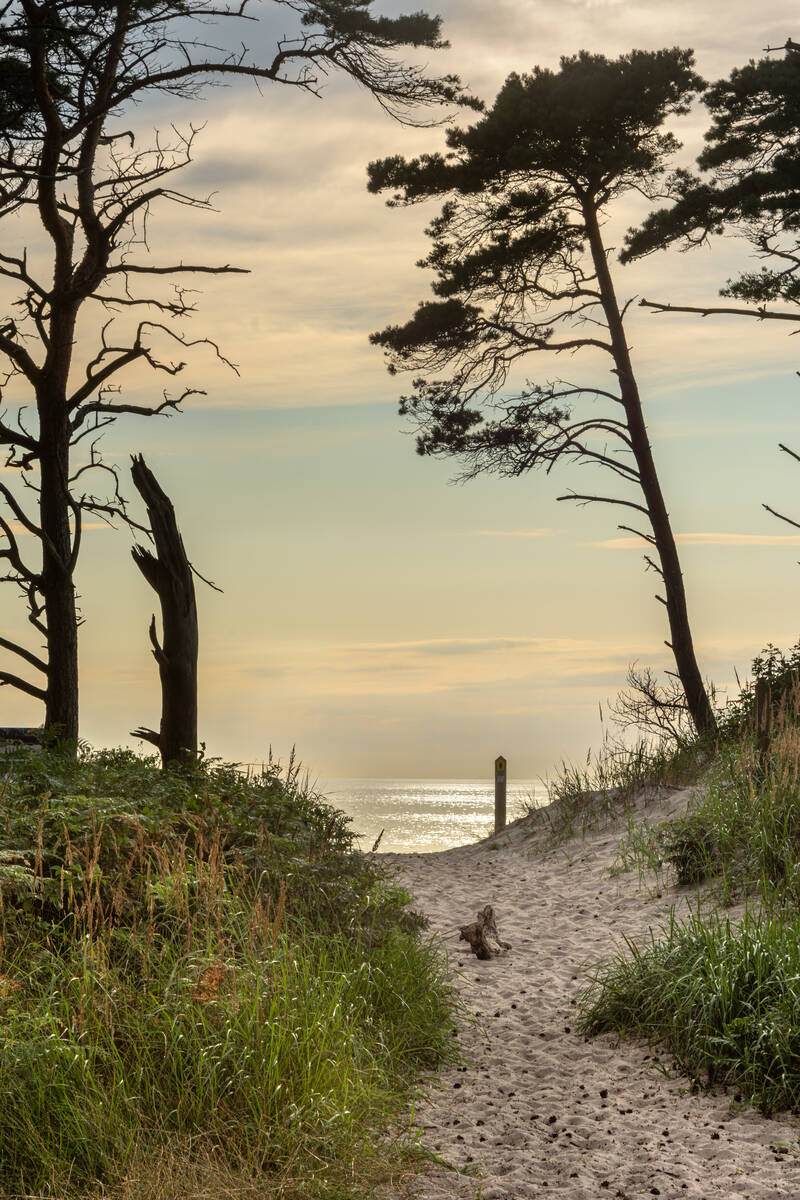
[379,785,800,1199]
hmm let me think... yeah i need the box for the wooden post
[494,755,507,833]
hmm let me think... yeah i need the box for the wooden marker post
[494,755,507,833]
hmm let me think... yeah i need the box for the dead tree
[130,456,199,768]
[0,1,472,748]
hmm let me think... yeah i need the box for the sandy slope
[379,787,800,1200]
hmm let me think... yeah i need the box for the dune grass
[532,732,705,849]
[611,700,800,904]
[578,907,800,1115]
[578,656,800,1115]
[0,745,458,1199]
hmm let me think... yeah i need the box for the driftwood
[129,455,199,768]
[459,905,511,960]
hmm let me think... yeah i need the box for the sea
[317,778,550,854]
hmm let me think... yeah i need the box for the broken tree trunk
[459,905,511,960]
[129,455,198,768]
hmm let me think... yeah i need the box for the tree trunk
[583,203,717,738]
[130,455,198,768]
[38,394,79,748]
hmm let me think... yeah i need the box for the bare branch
[618,523,656,545]
[130,725,160,747]
[640,298,800,323]
[0,480,44,542]
[643,554,664,577]
[0,670,46,702]
[779,442,800,466]
[0,636,47,674]
[72,386,203,432]
[763,502,800,531]
[190,562,223,593]
[104,262,249,278]
[557,490,650,515]
[0,321,40,383]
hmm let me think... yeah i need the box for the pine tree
[369,49,716,736]
[624,42,800,314]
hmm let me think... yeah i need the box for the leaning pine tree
[369,48,717,737]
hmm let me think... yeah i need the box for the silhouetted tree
[622,42,800,547]
[0,0,474,748]
[369,49,717,737]
[130,454,213,768]
[625,40,800,318]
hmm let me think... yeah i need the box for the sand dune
[379,786,800,1199]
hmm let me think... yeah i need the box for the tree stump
[129,455,199,768]
[459,905,511,960]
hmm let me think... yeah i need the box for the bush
[656,811,720,886]
[0,747,457,1198]
[717,641,800,741]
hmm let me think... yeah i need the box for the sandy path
[379,788,800,1200]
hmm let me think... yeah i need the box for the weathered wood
[494,755,507,833]
[129,455,198,768]
[459,905,511,960]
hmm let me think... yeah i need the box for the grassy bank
[531,732,706,849]
[575,650,800,1115]
[0,746,458,1198]
[578,907,800,1114]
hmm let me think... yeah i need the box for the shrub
[656,811,720,886]
[0,747,457,1198]
[717,641,800,741]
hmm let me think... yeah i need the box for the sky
[2,0,800,780]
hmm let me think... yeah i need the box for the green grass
[579,661,800,1116]
[611,713,800,905]
[0,745,459,1199]
[531,733,704,849]
[578,907,800,1115]
[610,812,665,889]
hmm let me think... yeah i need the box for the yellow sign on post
[494,755,507,833]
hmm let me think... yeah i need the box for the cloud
[340,635,541,655]
[241,666,286,680]
[215,633,661,707]
[593,532,800,548]
[388,637,539,657]
[468,528,559,539]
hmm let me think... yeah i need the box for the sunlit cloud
[342,635,542,655]
[593,532,800,548]
[227,633,663,705]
